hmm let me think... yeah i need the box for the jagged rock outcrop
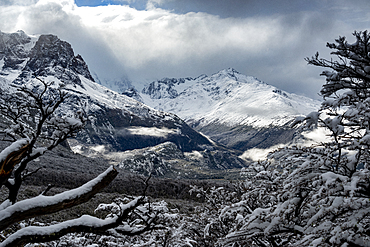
[0,30,32,71]
[16,34,94,87]
[142,78,190,99]
[122,87,143,103]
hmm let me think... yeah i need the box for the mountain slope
[0,30,213,152]
[139,68,320,150]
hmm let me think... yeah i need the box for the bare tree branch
[0,166,118,232]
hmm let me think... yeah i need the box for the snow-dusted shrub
[216,30,370,246]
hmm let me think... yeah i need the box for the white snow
[29,147,47,157]
[70,75,142,110]
[184,151,203,159]
[0,215,118,247]
[0,200,11,211]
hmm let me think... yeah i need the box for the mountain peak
[0,30,34,70]
[214,68,240,78]
[0,31,95,87]
[219,67,240,74]
[208,68,247,82]
[9,32,94,86]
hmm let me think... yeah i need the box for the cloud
[0,0,37,6]
[0,0,369,98]
[240,144,284,162]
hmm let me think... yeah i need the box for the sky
[0,0,369,99]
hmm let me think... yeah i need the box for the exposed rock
[0,30,32,70]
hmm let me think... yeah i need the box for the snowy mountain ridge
[140,68,320,128]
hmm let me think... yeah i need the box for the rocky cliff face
[16,34,95,87]
[141,77,191,99]
[0,30,34,71]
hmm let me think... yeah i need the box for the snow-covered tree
[215,30,370,246]
[0,77,163,246]
[50,184,243,247]
[0,77,87,203]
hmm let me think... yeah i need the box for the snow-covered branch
[0,76,87,204]
[0,196,151,247]
[0,165,118,233]
[0,139,29,187]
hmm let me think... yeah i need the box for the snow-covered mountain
[141,68,319,127]
[0,30,213,152]
[138,68,321,150]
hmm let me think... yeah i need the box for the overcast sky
[0,0,369,98]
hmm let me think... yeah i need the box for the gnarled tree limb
[0,165,118,232]
[0,197,147,247]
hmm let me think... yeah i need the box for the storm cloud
[0,0,369,98]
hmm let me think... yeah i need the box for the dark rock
[0,30,32,70]
[15,34,94,87]
[122,88,143,102]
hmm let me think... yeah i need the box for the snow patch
[184,151,203,159]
